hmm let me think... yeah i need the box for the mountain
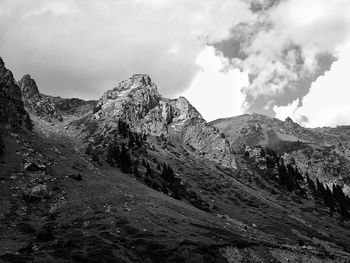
[211,113,328,150]
[18,74,63,122]
[0,58,31,131]
[212,114,350,194]
[86,74,236,169]
[18,74,97,123]
[1,57,350,262]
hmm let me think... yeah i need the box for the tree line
[245,146,350,218]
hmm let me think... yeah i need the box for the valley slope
[1,57,350,262]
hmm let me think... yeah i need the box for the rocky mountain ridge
[0,58,31,131]
[18,74,63,122]
[212,114,350,195]
[18,74,97,122]
[2,56,350,262]
[90,74,237,169]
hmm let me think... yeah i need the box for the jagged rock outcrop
[91,74,237,169]
[0,57,31,130]
[18,75,63,122]
[213,113,350,195]
[94,74,161,121]
[282,116,306,135]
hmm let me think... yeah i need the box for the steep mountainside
[18,74,97,122]
[49,96,97,117]
[211,114,330,149]
[18,75,63,122]
[212,114,350,194]
[0,58,31,131]
[86,74,236,169]
[1,57,350,262]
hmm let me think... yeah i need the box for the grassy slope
[1,116,350,262]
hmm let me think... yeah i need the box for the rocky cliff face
[18,75,63,122]
[213,113,350,195]
[50,97,97,117]
[91,74,237,168]
[0,57,31,131]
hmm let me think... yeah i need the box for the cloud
[213,0,350,117]
[0,0,254,100]
[181,46,248,122]
[274,43,350,128]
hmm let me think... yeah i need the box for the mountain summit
[18,74,63,122]
[90,74,237,169]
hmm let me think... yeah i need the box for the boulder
[24,184,50,201]
[68,173,82,181]
[24,162,40,172]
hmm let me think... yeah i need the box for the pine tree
[323,185,335,211]
[316,178,326,197]
[162,164,175,182]
[133,165,140,178]
[144,164,153,186]
[333,184,349,217]
[119,144,132,173]
[118,119,128,138]
[278,160,288,186]
[106,144,118,166]
[0,134,4,157]
[306,173,316,193]
[265,156,275,169]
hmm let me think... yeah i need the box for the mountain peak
[90,75,236,169]
[112,74,156,94]
[94,74,161,121]
[285,116,294,123]
[18,74,63,122]
[18,74,40,100]
[130,74,152,85]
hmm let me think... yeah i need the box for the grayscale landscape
[1,1,350,262]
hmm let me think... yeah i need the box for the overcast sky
[1,0,350,127]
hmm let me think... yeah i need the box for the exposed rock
[18,74,63,122]
[94,74,161,122]
[24,184,50,201]
[0,57,31,130]
[214,113,350,195]
[50,96,97,116]
[91,74,237,169]
[19,74,40,100]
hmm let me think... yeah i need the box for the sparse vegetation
[245,145,350,219]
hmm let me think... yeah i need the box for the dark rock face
[50,97,97,116]
[18,74,63,122]
[0,57,31,131]
[19,74,40,100]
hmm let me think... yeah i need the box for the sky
[1,0,350,127]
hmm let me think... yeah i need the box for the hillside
[212,114,350,195]
[1,57,350,262]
